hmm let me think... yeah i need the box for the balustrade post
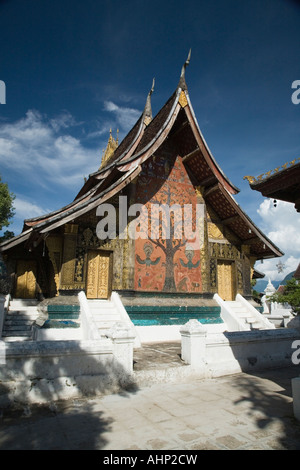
[180,319,207,370]
[106,322,136,375]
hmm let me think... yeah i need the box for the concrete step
[93,312,121,319]
[9,300,39,308]
[87,299,123,336]
[2,299,39,341]
[225,304,243,308]
[93,320,120,328]
[237,314,251,319]
[3,323,32,330]
[5,310,39,318]
[2,333,33,340]
[3,336,33,342]
[89,304,115,312]
[2,325,31,336]
[4,320,33,326]
[226,305,248,313]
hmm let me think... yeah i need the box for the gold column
[45,235,63,295]
[60,224,78,290]
[195,186,208,293]
[241,245,251,296]
[123,182,136,290]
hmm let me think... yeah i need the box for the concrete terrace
[0,342,300,451]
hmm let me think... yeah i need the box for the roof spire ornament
[143,77,155,125]
[178,48,191,91]
[99,128,119,169]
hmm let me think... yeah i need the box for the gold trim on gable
[179,90,188,108]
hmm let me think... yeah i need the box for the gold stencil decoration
[86,251,111,299]
[100,129,119,169]
[15,260,37,299]
[208,222,225,240]
[46,236,62,295]
[178,90,188,108]
[217,260,235,301]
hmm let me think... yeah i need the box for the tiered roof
[244,159,300,212]
[0,53,283,260]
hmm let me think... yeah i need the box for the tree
[136,155,201,292]
[251,279,262,305]
[269,278,300,315]
[0,174,15,237]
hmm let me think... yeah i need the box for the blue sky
[0,0,299,281]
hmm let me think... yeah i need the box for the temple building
[244,159,300,212]
[0,57,283,310]
[244,158,300,285]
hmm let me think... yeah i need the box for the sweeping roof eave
[116,90,179,170]
[218,184,284,259]
[115,85,241,200]
[0,166,141,252]
[0,228,33,252]
[75,83,158,201]
[22,181,102,228]
[35,166,141,231]
[184,90,240,195]
[74,114,145,200]
[248,160,300,189]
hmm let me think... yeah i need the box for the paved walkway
[0,343,300,451]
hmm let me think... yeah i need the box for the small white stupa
[264,278,276,296]
[262,279,276,314]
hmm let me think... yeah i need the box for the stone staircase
[223,300,266,330]
[214,293,275,331]
[2,299,39,341]
[84,293,141,347]
[87,299,127,337]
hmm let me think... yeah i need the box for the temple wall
[134,153,203,294]
[53,156,254,300]
[3,242,55,299]
[57,207,133,296]
[206,205,252,299]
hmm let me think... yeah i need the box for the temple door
[86,250,111,299]
[217,260,235,301]
[15,260,37,299]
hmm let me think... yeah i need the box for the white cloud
[0,103,141,197]
[255,199,300,280]
[0,110,101,189]
[104,100,141,131]
[6,195,53,236]
[49,110,81,132]
[14,197,49,219]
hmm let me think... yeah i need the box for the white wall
[180,320,300,378]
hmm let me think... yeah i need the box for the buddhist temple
[244,158,300,290]
[0,54,283,313]
[244,159,300,212]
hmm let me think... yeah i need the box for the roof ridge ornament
[243,157,300,185]
[178,49,191,91]
[144,77,155,125]
[99,128,119,169]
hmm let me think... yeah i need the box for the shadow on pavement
[232,365,300,450]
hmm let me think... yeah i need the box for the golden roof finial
[178,49,191,91]
[100,129,119,169]
[144,78,155,125]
